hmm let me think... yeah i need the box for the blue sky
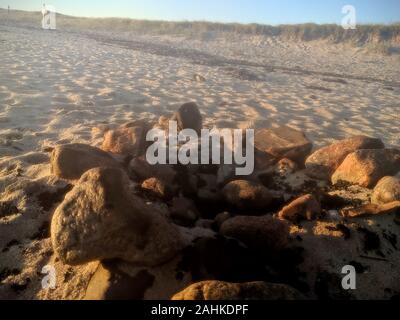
[1,0,399,24]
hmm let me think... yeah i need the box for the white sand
[0,20,399,299]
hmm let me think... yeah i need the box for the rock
[102,121,151,156]
[141,177,176,200]
[254,126,312,164]
[217,164,236,186]
[220,215,289,251]
[85,255,193,300]
[174,102,203,134]
[195,219,214,229]
[213,212,232,230]
[51,167,184,266]
[84,261,155,300]
[371,176,400,205]
[342,201,400,218]
[254,150,277,171]
[129,156,176,184]
[197,173,221,203]
[222,180,272,210]
[197,188,222,203]
[278,194,321,222]
[51,144,120,180]
[332,149,400,188]
[169,197,199,225]
[276,158,298,176]
[306,136,384,180]
[171,281,303,300]
[178,236,268,282]
[216,152,274,186]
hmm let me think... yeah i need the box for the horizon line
[1,7,399,27]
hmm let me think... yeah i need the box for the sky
[1,0,399,25]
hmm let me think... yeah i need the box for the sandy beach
[0,10,400,300]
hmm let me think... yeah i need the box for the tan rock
[332,149,400,188]
[222,180,272,210]
[342,201,400,218]
[171,281,304,300]
[102,121,151,156]
[278,194,321,222]
[141,177,176,200]
[51,167,184,266]
[254,126,312,164]
[371,176,400,205]
[51,143,120,180]
[84,261,155,300]
[85,255,193,300]
[220,215,289,251]
[305,136,384,180]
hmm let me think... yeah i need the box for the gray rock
[51,143,120,180]
[51,167,184,266]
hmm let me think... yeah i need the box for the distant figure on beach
[7,5,10,14]
[41,4,56,30]
[42,4,49,28]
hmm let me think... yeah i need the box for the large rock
[254,126,312,164]
[371,176,400,205]
[220,215,289,251]
[51,144,120,180]
[306,136,384,180]
[102,121,151,156]
[173,102,203,134]
[84,261,155,300]
[51,167,184,266]
[332,149,400,188]
[84,255,193,300]
[169,197,199,225]
[278,194,321,222]
[222,180,272,210]
[171,281,304,300]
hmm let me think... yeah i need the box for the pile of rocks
[48,102,400,300]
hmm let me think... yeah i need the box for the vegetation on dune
[1,8,399,49]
